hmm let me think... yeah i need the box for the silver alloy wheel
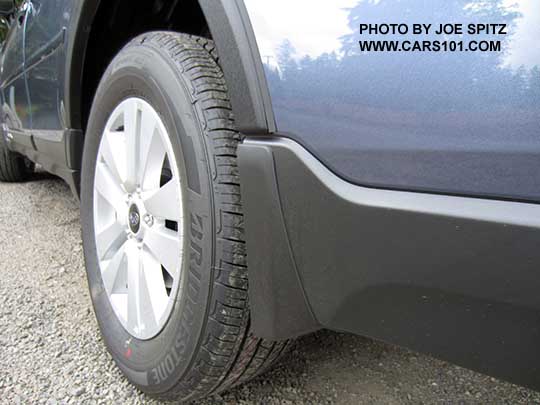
[93,97,184,340]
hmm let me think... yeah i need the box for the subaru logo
[128,205,141,233]
[129,211,140,226]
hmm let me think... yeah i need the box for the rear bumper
[238,136,540,390]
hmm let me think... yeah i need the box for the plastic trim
[198,0,276,133]
[239,135,540,390]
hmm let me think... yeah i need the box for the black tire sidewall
[81,42,214,394]
[0,131,33,182]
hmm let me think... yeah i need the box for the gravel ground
[1,175,540,405]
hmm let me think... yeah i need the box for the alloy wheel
[93,97,183,340]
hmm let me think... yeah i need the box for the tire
[80,32,290,402]
[0,132,34,182]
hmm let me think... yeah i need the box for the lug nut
[143,214,154,227]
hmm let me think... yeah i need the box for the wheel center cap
[128,204,141,234]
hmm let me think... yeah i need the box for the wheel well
[79,0,210,132]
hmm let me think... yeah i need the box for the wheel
[0,130,34,182]
[80,32,290,401]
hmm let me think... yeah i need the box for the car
[0,0,539,401]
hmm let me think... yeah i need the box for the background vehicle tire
[0,133,34,182]
[80,32,290,401]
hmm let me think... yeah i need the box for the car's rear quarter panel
[243,0,540,202]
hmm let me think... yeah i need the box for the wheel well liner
[65,0,275,145]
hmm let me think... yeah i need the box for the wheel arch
[64,0,275,142]
[198,0,276,134]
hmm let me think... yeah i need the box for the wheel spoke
[145,226,182,277]
[138,107,160,185]
[126,241,157,334]
[126,241,141,332]
[123,101,141,190]
[101,242,127,295]
[143,180,182,221]
[95,162,126,215]
[96,221,126,260]
[100,131,127,186]
[142,249,169,321]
